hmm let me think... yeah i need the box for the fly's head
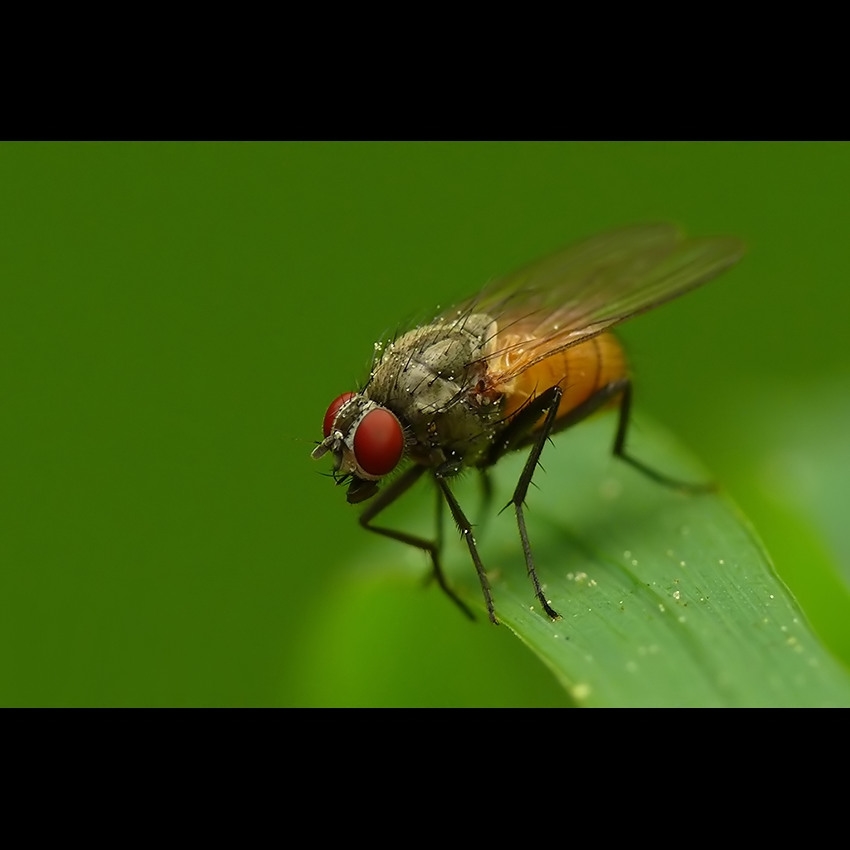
[312,392,406,504]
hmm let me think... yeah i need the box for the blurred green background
[1,142,848,706]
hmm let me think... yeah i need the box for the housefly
[312,224,745,624]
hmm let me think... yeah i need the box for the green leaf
[297,412,850,707]
[434,414,850,706]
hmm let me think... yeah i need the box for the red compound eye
[322,392,357,438]
[353,408,404,476]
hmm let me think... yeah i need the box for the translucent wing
[442,223,745,381]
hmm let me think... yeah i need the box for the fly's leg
[484,378,712,621]
[613,380,714,493]
[358,464,476,621]
[490,378,713,491]
[433,476,498,624]
[490,385,566,620]
[420,483,446,590]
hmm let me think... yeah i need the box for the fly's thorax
[367,313,505,468]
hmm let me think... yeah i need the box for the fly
[312,223,745,624]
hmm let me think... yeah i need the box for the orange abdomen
[500,332,627,427]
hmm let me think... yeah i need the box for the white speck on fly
[672,590,681,600]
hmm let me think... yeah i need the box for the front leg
[358,464,476,621]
